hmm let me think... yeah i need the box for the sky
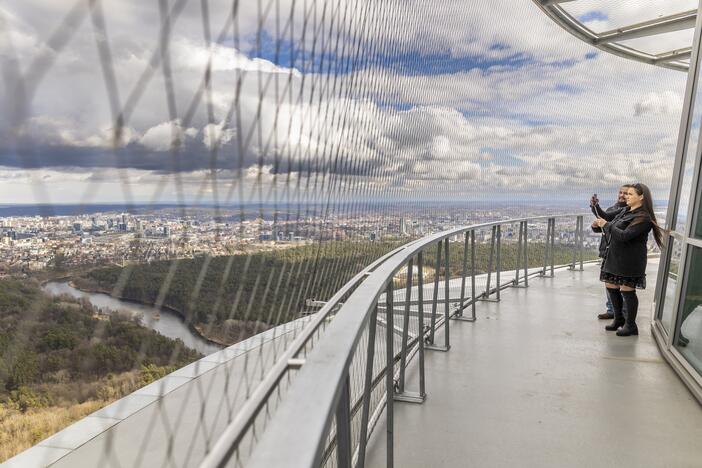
[0,0,696,206]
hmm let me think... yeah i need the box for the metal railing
[199,214,597,468]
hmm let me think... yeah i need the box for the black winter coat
[600,207,653,278]
[591,202,627,258]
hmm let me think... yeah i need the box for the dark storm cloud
[0,142,236,172]
[0,139,380,175]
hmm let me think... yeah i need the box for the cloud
[173,39,302,77]
[202,121,235,150]
[634,91,684,117]
[0,0,690,204]
[140,120,198,152]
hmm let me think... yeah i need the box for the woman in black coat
[593,183,664,336]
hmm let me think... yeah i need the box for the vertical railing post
[514,221,528,288]
[578,215,584,271]
[428,240,442,345]
[417,251,426,396]
[483,226,496,299]
[459,231,468,314]
[515,222,523,286]
[454,231,474,322]
[335,375,352,468]
[444,238,450,349]
[570,216,578,270]
[523,221,529,287]
[543,218,555,278]
[427,240,450,352]
[355,304,378,468]
[470,230,477,320]
[394,257,426,404]
[542,219,550,276]
[550,218,555,277]
[397,259,413,395]
[495,225,502,301]
[385,282,394,468]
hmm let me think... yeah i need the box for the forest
[0,278,201,461]
[78,239,598,343]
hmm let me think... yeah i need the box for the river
[42,282,223,356]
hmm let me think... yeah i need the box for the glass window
[674,246,702,373]
[675,55,702,233]
[677,119,700,233]
[675,156,697,235]
[658,239,682,334]
[694,175,702,239]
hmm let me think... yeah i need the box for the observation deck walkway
[366,260,702,468]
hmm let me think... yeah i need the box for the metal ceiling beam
[540,0,576,6]
[533,0,692,71]
[654,47,693,64]
[596,9,696,44]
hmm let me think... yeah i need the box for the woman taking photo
[593,183,664,336]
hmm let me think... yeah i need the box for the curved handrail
[240,213,591,468]
[197,241,417,468]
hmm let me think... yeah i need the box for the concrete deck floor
[366,260,702,468]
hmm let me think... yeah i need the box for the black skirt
[599,270,646,289]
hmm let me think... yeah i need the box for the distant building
[400,217,407,236]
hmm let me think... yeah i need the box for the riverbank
[32,264,107,286]
[193,320,270,346]
[66,278,258,348]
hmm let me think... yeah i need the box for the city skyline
[1,204,608,275]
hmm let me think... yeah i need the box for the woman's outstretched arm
[603,218,652,242]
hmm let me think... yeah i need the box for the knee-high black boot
[605,288,625,331]
[617,290,639,336]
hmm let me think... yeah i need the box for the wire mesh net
[0,0,682,466]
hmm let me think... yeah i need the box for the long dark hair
[630,183,664,248]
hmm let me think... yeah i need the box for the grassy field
[0,365,176,462]
[0,400,105,461]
